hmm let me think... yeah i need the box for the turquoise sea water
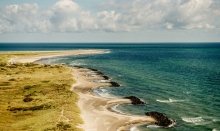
[1,43,220,130]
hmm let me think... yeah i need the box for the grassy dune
[0,53,82,131]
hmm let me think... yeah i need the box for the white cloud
[0,3,50,33]
[0,0,219,33]
[106,0,220,30]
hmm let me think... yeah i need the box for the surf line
[72,65,175,131]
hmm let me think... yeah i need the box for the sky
[0,0,220,43]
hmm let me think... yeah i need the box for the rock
[23,97,33,102]
[145,112,174,127]
[73,65,84,69]
[110,82,120,87]
[96,71,104,75]
[102,75,110,80]
[87,68,104,75]
[124,96,145,105]
[87,68,98,72]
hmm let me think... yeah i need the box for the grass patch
[0,54,82,131]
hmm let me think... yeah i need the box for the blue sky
[0,0,219,43]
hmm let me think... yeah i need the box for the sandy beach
[8,49,109,63]
[10,49,156,131]
[72,67,156,131]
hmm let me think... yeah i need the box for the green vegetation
[0,53,82,131]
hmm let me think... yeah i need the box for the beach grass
[0,53,82,131]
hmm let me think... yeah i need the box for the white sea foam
[147,125,160,128]
[212,118,220,122]
[70,60,86,66]
[181,117,212,125]
[183,91,191,95]
[182,117,204,123]
[104,50,111,54]
[93,80,110,83]
[118,74,122,77]
[111,104,126,115]
[130,126,140,131]
[156,98,185,103]
[93,88,112,98]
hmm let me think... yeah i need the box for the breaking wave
[156,98,186,103]
[181,117,212,125]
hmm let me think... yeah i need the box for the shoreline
[8,49,109,63]
[8,49,164,131]
[72,66,156,131]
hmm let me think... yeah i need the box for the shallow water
[2,43,220,130]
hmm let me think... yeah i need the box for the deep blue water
[1,43,220,131]
[0,43,220,51]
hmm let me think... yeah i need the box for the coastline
[72,66,156,131]
[8,49,157,131]
[8,49,109,63]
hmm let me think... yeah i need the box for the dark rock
[110,82,120,87]
[124,96,145,105]
[102,75,110,80]
[73,65,84,69]
[145,112,174,127]
[23,97,33,102]
[96,71,104,75]
[87,68,98,72]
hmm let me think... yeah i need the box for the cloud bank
[0,0,219,33]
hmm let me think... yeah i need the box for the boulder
[102,75,110,80]
[96,71,104,75]
[87,68,98,72]
[124,96,145,105]
[110,82,120,87]
[73,65,84,69]
[145,112,174,127]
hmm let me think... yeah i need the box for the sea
[1,43,220,131]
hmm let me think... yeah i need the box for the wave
[212,118,220,122]
[183,91,191,95]
[93,88,113,98]
[156,98,186,103]
[130,126,140,131]
[147,125,160,128]
[103,50,111,54]
[181,117,212,125]
[111,104,126,115]
[70,61,86,66]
